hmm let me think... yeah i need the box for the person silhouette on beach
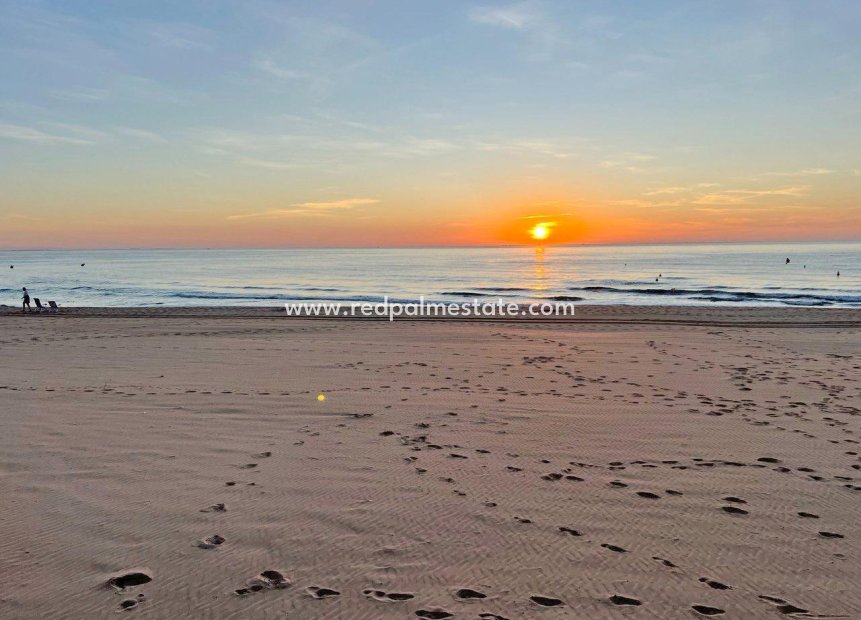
[22,287,31,313]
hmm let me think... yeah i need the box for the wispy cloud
[144,23,215,51]
[644,183,719,195]
[114,127,167,143]
[469,4,536,29]
[600,152,656,172]
[696,204,822,215]
[761,168,834,177]
[254,58,311,80]
[469,2,565,60]
[0,123,94,145]
[604,198,686,209]
[0,120,171,146]
[692,186,810,205]
[293,198,379,209]
[227,198,379,220]
[238,157,297,170]
[49,87,110,102]
[475,139,574,159]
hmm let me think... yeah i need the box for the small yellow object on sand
[316,393,326,402]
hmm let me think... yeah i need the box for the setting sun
[529,222,555,241]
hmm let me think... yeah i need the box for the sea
[1,242,858,308]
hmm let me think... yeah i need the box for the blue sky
[1,0,859,247]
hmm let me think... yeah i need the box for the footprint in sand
[601,543,627,553]
[636,491,660,499]
[107,571,152,591]
[758,595,810,615]
[609,594,642,606]
[797,512,819,519]
[453,588,487,601]
[699,577,731,590]
[692,604,725,616]
[818,531,844,539]
[254,451,272,458]
[559,526,582,536]
[234,570,291,596]
[200,503,226,513]
[118,594,146,611]
[306,586,340,599]
[720,506,748,515]
[363,589,415,602]
[653,556,678,568]
[530,595,563,607]
[195,534,225,549]
[415,609,454,619]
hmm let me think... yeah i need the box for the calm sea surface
[1,243,858,307]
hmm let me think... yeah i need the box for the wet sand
[0,308,859,618]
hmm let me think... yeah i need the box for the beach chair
[47,301,60,313]
[34,298,46,313]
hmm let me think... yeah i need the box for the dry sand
[0,307,859,619]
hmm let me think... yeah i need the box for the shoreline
[2,304,861,327]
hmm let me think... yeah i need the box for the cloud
[605,198,685,209]
[292,198,379,209]
[227,198,379,220]
[49,87,110,102]
[254,58,311,80]
[469,2,565,60]
[0,123,94,145]
[475,139,574,159]
[469,4,536,29]
[114,127,167,143]
[238,157,297,170]
[644,186,688,195]
[644,183,719,195]
[695,204,822,215]
[144,23,215,51]
[41,121,108,141]
[692,186,810,205]
[761,168,834,177]
[600,152,656,172]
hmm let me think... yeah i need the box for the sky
[1,0,860,249]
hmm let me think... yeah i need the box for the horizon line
[1,238,860,252]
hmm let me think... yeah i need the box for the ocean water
[0,242,858,308]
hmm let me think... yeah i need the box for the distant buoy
[785,258,790,264]
[81,263,85,267]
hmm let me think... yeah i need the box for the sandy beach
[1,307,859,619]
